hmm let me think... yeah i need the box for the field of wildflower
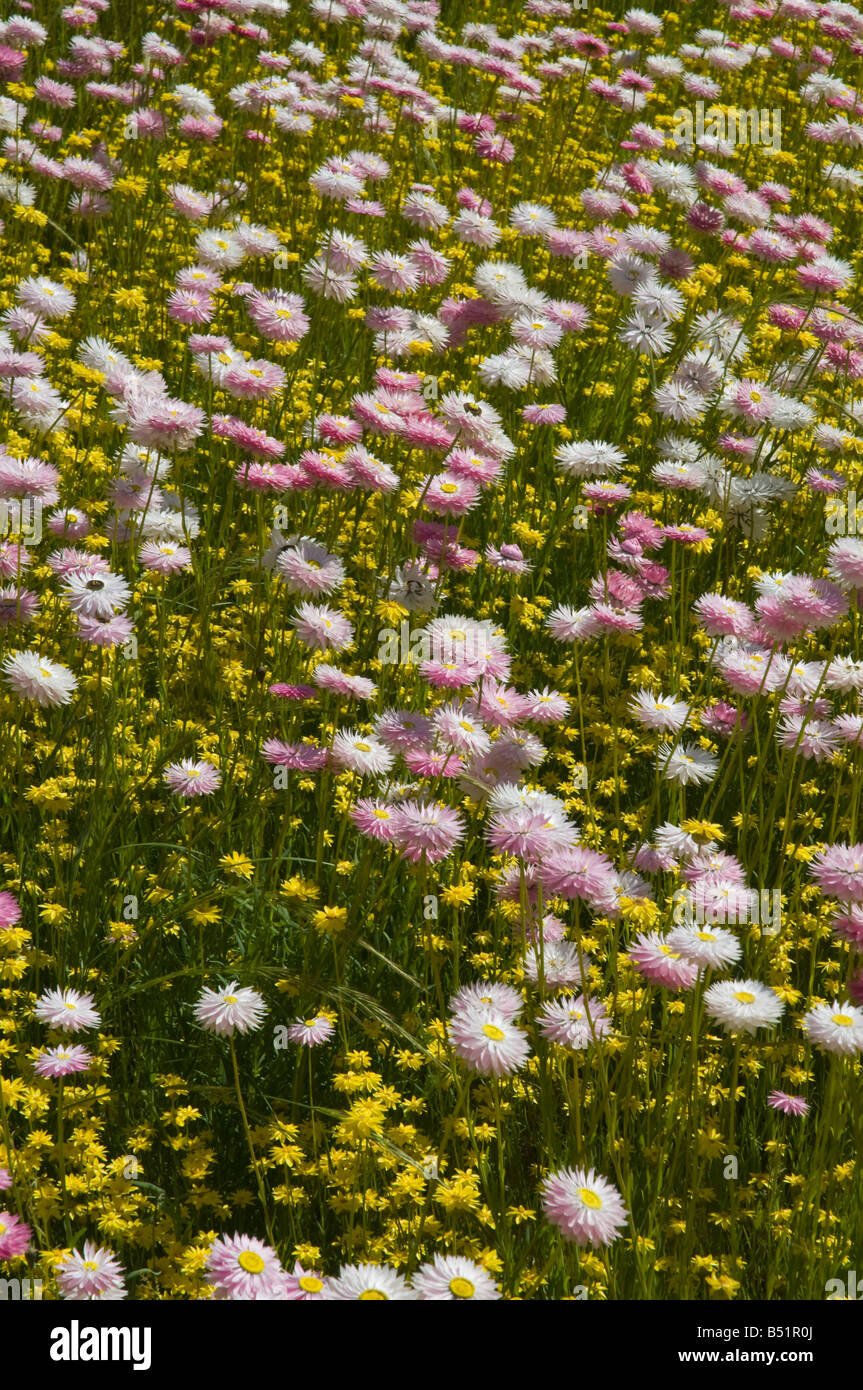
[1,0,863,1308]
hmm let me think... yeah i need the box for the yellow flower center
[449,1277,475,1299]
[299,1275,324,1293]
[238,1251,265,1274]
[734,991,756,1004]
[440,482,458,494]
[482,1023,506,1042]
[224,995,238,1005]
[579,1188,602,1209]
[832,1014,854,1027]
[353,742,371,753]
[358,1288,388,1300]
[83,1260,100,1271]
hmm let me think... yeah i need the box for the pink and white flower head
[629,933,699,991]
[0,1212,32,1260]
[33,1044,93,1078]
[0,890,21,930]
[194,981,267,1037]
[323,1263,417,1301]
[704,979,785,1036]
[801,1000,863,1055]
[658,743,718,786]
[538,995,612,1049]
[283,1262,327,1300]
[286,1015,335,1047]
[433,703,491,757]
[350,798,399,843]
[809,843,863,902]
[206,1234,287,1300]
[540,847,618,908]
[2,650,77,707]
[163,759,222,797]
[524,940,591,989]
[390,800,465,865]
[60,566,131,618]
[17,275,75,320]
[139,540,192,574]
[34,986,101,1033]
[486,805,575,861]
[828,538,863,590]
[629,689,690,733]
[56,1242,127,1300]
[449,1005,531,1076]
[291,602,354,653]
[412,1254,501,1301]
[542,1167,629,1247]
[667,924,741,971]
[329,730,394,777]
[767,1091,810,1117]
[276,537,345,597]
[450,981,523,1021]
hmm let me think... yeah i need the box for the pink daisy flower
[628,932,700,991]
[206,1233,286,1300]
[57,1242,126,1300]
[290,602,354,653]
[412,1254,501,1301]
[767,1091,810,1117]
[542,1167,629,1247]
[0,1212,32,1260]
[261,740,327,771]
[390,800,465,864]
[450,981,523,1020]
[349,798,399,842]
[801,1000,863,1055]
[449,1005,531,1076]
[330,730,394,776]
[0,890,22,929]
[323,1263,416,1301]
[538,995,612,1049]
[285,1016,335,1046]
[194,982,267,1037]
[163,759,222,797]
[139,540,192,574]
[34,986,101,1033]
[33,1044,93,1078]
[283,1262,327,1300]
[809,843,863,902]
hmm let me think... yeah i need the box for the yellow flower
[187,903,221,926]
[218,852,255,880]
[112,287,148,311]
[439,883,475,907]
[280,876,320,902]
[338,1098,387,1143]
[617,896,660,929]
[38,903,71,927]
[312,905,348,935]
